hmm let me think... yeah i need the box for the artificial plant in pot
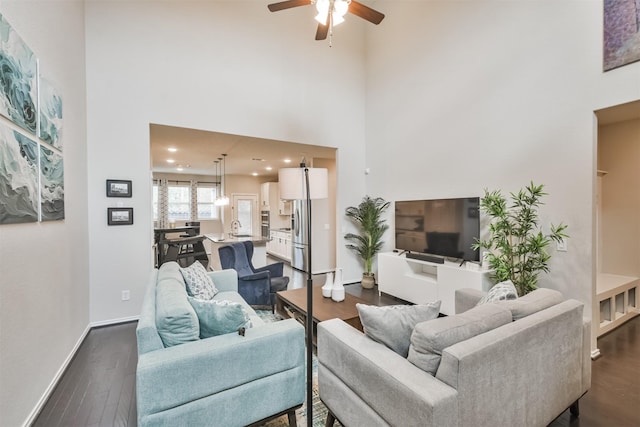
[345,196,390,289]
[472,182,568,297]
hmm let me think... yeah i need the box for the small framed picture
[108,207,134,225]
[106,179,132,197]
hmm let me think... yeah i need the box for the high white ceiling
[150,124,337,179]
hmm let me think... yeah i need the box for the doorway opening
[594,100,640,344]
[149,124,338,273]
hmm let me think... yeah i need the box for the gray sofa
[318,287,591,427]
[136,262,305,427]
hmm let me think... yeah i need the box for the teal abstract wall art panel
[0,122,39,224]
[0,13,38,135]
[38,77,63,150]
[40,145,64,221]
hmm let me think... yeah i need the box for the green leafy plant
[345,196,390,274]
[472,182,568,296]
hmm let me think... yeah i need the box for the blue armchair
[219,241,290,312]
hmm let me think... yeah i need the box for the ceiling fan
[267,0,385,41]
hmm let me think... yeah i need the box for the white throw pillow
[180,261,219,300]
[476,280,518,305]
[356,301,441,357]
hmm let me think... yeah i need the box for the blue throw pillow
[156,277,200,347]
[187,297,251,338]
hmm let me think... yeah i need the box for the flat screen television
[394,197,480,262]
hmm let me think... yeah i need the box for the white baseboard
[23,324,91,427]
[90,315,139,328]
[591,348,601,360]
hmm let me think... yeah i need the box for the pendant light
[214,159,221,203]
[215,154,230,206]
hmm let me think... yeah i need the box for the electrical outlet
[121,290,130,301]
[556,240,567,252]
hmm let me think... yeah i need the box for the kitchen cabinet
[261,182,275,208]
[261,182,291,216]
[278,199,292,216]
[267,229,291,262]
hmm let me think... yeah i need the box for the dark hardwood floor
[549,315,640,427]
[33,286,639,427]
[33,322,138,427]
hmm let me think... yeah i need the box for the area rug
[255,310,341,427]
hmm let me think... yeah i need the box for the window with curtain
[168,185,191,220]
[197,185,218,220]
[152,183,159,221]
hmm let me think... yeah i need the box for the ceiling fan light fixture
[333,0,350,18]
[314,0,349,26]
[314,0,330,25]
[314,13,327,25]
[315,0,329,13]
[267,0,384,41]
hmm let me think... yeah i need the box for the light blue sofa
[136,262,305,427]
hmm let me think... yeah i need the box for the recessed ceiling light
[284,159,291,163]
[168,147,177,152]
[252,172,258,176]
[167,159,175,163]
[265,166,273,171]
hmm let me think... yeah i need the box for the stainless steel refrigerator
[291,199,309,272]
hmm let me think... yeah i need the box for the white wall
[85,0,368,322]
[0,1,88,425]
[365,1,640,350]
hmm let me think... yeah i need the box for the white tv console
[377,252,495,315]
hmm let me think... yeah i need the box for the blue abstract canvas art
[0,13,38,135]
[0,122,39,224]
[38,77,63,150]
[40,145,64,221]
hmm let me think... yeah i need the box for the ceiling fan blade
[315,23,329,40]
[349,0,385,25]
[267,0,312,12]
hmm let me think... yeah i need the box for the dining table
[154,226,203,267]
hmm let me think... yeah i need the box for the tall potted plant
[345,196,390,289]
[472,182,568,296]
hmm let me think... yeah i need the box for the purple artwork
[604,0,640,71]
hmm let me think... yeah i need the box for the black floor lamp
[279,161,328,427]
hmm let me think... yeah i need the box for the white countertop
[204,233,269,245]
